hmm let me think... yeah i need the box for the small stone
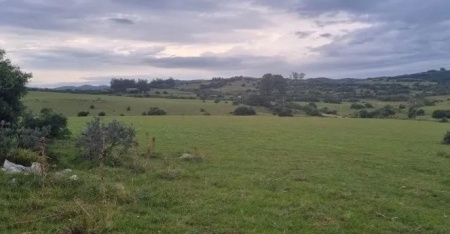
[69,175,78,181]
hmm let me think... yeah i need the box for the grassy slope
[23,91,270,117]
[2,116,450,233]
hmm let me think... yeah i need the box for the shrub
[200,108,205,112]
[364,103,374,108]
[126,106,131,111]
[0,125,16,160]
[76,118,136,161]
[89,105,95,109]
[399,104,406,109]
[22,108,70,138]
[155,91,161,94]
[7,148,39,166]
[408,107,425,118]
[443,131,450,145]
[214,99,220,103]
[350,103,366,109]
[98,112,106,116]
[320,107,337,115]
[142,112,147,116]
[233,106,256,116]
[359,110,372,118]
[432,110,450,119]
[278,108,293,117]
[16,126,50,151]
[232,101,239,105]
[77,111,90,117]
[147,107,166,115]
[162,91,168,94]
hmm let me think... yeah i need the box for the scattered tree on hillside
[259,73,287,98]
[0,49,32,123]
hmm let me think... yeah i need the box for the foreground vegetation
[1,116,450,233]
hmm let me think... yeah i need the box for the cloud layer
[1,0,449,86]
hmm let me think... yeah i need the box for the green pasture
[23,91,270,117]
[2,116,450,233]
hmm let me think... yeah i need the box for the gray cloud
[295,31,315,38]
[109,18,135,25]
[295,0,450,78]
[2,0,450,82]
[319,33,332,38]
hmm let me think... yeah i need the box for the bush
[233,106,256,116]
[76,118,136,161]
[443,131,450,145]
[147,107,166,115]
[0,125,16,159]
[89,105,95,109]
[200,108,205,112]
[98,112,106,116]
[163,91,168,94]
[364,103,374,108]
[399,104,406,109]
[16,127,50,151]
[278,108,293,117]
[7,148,39,166]
[350,103,366,109]
[126,106,131,111]
[432,110,450,119]
[214,99,220,103]
[359,110,372,118]
[77,111,90,117]
[21,108,70,138]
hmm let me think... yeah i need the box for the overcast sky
[1,0,449,87]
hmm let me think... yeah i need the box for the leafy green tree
[0,49,32,123]
[259,73,287,97]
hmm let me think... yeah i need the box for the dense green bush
[147,107,166,115]
[77,111,90,117]
[21,108,70,138]
[0,125,16,160]
[432,110,450,119]
[233,106,256,116]
[98,112,106,116]
[277,108,293,117]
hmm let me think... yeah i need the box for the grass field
[23,91,271,117]
[2,116,450,233]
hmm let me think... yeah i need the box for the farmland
[2,115,450,233]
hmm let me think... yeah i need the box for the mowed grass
[23,91,270,117]
[2,116,450,233]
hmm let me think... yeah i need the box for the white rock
[69,175,78,181]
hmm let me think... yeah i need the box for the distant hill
[53,85,110,91]
[369,69,450,83]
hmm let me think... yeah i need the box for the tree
[0,49,32,123]
[136,79,150,93]
[259,73,287,97]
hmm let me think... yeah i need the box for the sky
[1,0,449,87]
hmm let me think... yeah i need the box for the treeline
[110,78,176,93]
